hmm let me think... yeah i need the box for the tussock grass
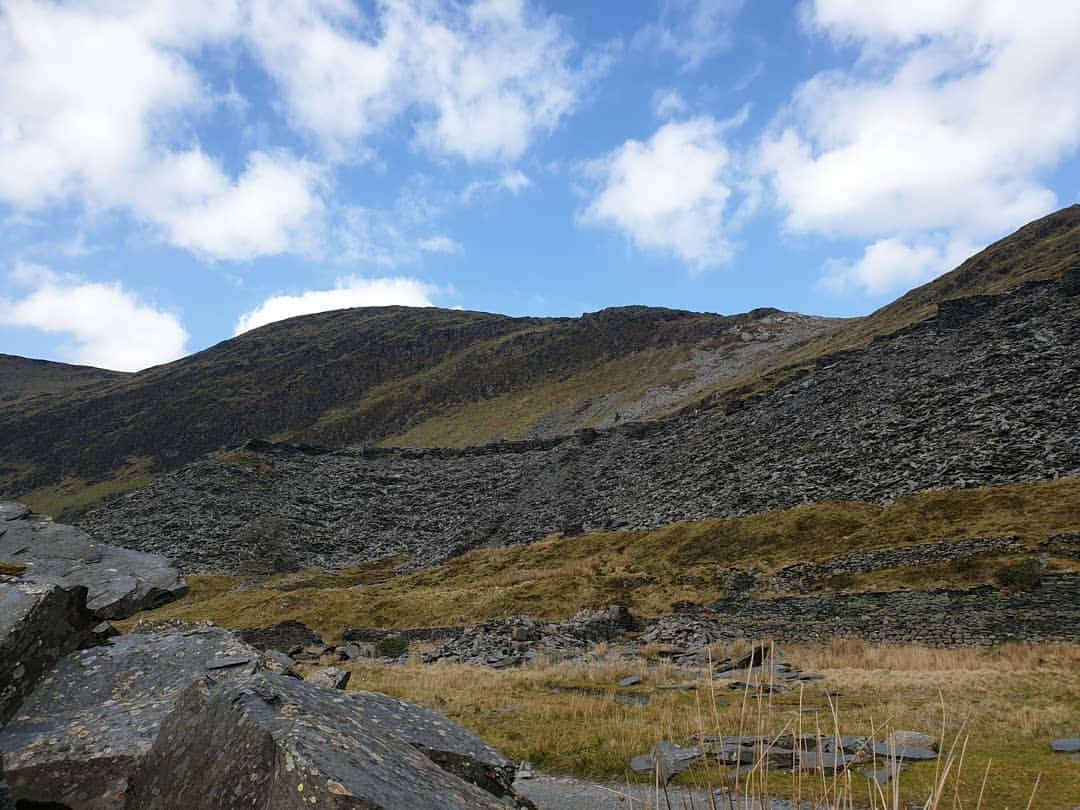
[19,455,153,519]
[344,642,1080,809]
[133,477,1080,642]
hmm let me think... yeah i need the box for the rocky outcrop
[236,620,324,654]
[0,628,261,808]
[0,579,96,724]
[0,504,186,619]
[124,674,524,810]
[74,279,1080,573]
[0,628,527,809]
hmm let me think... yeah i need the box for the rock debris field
[77,279,1080,573]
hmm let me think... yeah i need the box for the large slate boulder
[0,627,259,809]
[124,674,520,809]
[0,579,96,724]
[0,505,187,619]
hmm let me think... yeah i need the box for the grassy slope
[128,477,1080,641]
[0,354,126,410]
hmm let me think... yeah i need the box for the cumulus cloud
[234,276,439,334]
[0,0,600,262]
[760,0,1080,244]
[0,1,323,262]
[636,0,746,71]
[0,264,188,371]
[243,0,605,163]
[817,236,976,297]
[580,116,752,271]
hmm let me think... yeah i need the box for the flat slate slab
[0,507,187,619]
[0,501,30,521]
[0,627,260,809]
[0,579,96,724]
[1051,738,1080,753]
[124,673,521,809]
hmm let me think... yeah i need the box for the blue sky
[2,0,1079,371]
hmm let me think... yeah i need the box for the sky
[1,0,1079,371]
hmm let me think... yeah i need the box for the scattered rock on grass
[305,666,351,690]
[1051,738,1080,753]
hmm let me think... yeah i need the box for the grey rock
[888,730,937,751]
[617,676,641,687]
[0,501,29,521]
[1051,738,1080,753]
[629,742,704,782]
[0,508,186,620]
[123,673,523,810]
[871,741,938,761]
[0,579,96,724]
[261,649,302,678]
[205,654,255,670]
[304,666,351,690]
[236,619,323,654]
[0,627,260,809]
[338,643,364,661]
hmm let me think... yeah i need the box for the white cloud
[817,235,976,296]
[0,264,188,371]
[461,169,533,203]
[580,117,751,271]
[0,1,323,262]
[636,0,746,71]
[0,0,600,263]
[418,235,463,254]
[652,89,689,119]
[245,0,604,163]
[760,0,1080,243]
[234,276,439,334]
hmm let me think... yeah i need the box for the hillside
[75,272,1080,573]
[0,354,127,409]
[3,206,1078,514]
[0,305,836,503]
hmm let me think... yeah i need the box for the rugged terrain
[74,274,1080,573]
[0,304,836,500]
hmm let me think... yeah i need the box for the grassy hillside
[0,354,127,410]
[126,477,1080,641]
[0,305,823,501]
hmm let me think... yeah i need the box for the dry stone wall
[644,573,1080,648]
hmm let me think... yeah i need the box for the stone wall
[643,573,1080,648]
[766,535,1027,593]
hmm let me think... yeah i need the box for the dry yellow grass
[342,642,1080,809]
[132,477,1080,642]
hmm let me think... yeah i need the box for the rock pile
[75,279,1080,573]
[422,606,640,667]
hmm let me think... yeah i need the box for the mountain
[0,305,838,503]
[76,266,1080,573]
[3,205,1079,517]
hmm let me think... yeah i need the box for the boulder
[629,742,704,782]
[304,667,350,690]
[0,501,30,521]
[0,579,97,724]
[0,507,187,619]
[1051,738,1080,753]
[236,620,324,655]
[124,674,526,809]
[0,627,260,809]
